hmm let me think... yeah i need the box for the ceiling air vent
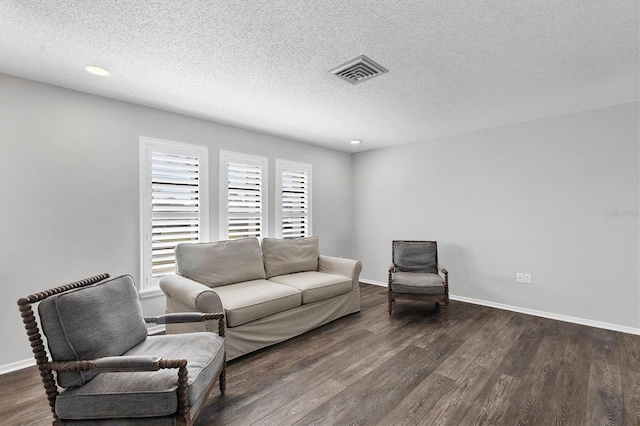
[330,55,388,85]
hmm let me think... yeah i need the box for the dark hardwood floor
[2,283,639,425]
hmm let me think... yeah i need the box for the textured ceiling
[0,0,638,152]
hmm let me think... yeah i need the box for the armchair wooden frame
[388,240,449,319]
[17,273,226,426]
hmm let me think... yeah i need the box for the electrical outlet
[524,273,531,284]
[516,273,524,283]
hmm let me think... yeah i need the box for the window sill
[139,287,164,299]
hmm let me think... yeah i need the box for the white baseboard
[451,294,640,335]
[360,278,640,336]
[0,358,36,375]
[360,278,387,287]
[147,324,166,335]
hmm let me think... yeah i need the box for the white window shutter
[140,137,208,294]
[150,152,201,277]
[227,161,263,239]
[220,151,268,240]
[277,160,312,239]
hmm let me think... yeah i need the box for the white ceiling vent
[330,55,388,85]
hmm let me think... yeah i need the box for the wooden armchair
[388,240,449,319]
[17,273,226,425]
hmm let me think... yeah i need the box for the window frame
[139,136,209,297]
[219,150,269,240]
[275,159,312,239]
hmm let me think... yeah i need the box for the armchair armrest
[145,312,224,324]
[145,312,226,337]
[438,264,449,289]
[388,263,396,287]
[159,273,223,313]
[93,356,162,372]
[50,356,186,373]
[318,255,362,290]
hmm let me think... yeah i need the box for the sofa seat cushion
[269,271,352,304]
[55,332,224,421]
[213,280,302,327]
[391,272,445,296]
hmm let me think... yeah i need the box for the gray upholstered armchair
[388,240,449,318]
[17,273,226,425]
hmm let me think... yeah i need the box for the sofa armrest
[318,255,362,290]
[159,274,224,313]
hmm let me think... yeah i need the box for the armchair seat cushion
[212,280,302,327]
[55,332,224,421]
[391,272,445,296]
[269,271,352,304]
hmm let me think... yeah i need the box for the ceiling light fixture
[83,65,109,76]
[350,140,361,145]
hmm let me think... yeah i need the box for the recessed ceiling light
[350,140,361,145]
[83,65,109,76]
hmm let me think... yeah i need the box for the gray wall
[1,72,637,370]
[0,74,353,368]
[352,102,639,330]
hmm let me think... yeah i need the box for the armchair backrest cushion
[393,241,438,274]
[38,275,148,388]
[176,238,266,287]
[262,236,319,279]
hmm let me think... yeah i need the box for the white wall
[0,74,353,369]
[352,102,639,331]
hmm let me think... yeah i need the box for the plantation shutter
[150,152,201,277]
[227,161,263,239]
[281,167,310,238]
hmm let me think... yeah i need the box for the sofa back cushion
[176,238,266,287]
[38,275,148,388]
[262,236,319,279]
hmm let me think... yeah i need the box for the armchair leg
[388,289,393,315]
[444,302,449,320]
[219,364,226,395]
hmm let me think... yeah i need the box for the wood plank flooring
[1,283,638,425]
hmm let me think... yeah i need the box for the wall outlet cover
[524,273,532,284]
[516,273,524,283]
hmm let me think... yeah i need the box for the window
[220,151,268,240]
[139,137,208,295]
[276,160,312,238]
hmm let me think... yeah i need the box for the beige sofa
[159,236,362,360]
